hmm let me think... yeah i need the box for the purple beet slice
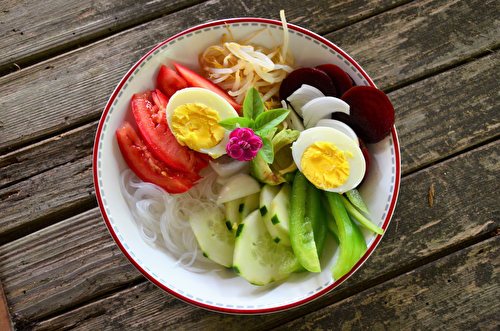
[279,67,336,101]
[335,86,395,144]
[316,64,353,97]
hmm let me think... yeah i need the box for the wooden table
[1,0,499,330]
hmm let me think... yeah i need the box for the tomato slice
[115,121,195,193]
[156,65,188,97]
[131,90,208,178]
[173,62,242,113]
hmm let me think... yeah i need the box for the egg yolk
[300,141,352,190]
[171,103,225,151]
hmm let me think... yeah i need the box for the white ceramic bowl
[93,17,401,314]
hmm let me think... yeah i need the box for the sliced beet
[279,67,336,101]
[315,64,353,97]
[336,86,395,144]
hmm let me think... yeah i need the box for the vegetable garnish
[219,87,290,163]
[226,128,263,162]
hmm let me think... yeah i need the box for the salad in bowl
[93,11,400,314]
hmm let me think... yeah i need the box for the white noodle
[119,168,222,270]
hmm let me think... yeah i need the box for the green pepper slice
[326,192,366,280]
[288,171,321,273]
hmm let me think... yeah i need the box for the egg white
[314,119,359,145]
[291,126,365,193]
[165,87,239,156]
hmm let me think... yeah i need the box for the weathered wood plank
[0,209,142,324]
[393,50,500,176]
[0,0,407,74]
[1,0,498,153]
[0,0,205,74]
[273,235,500,331]
[0,153,95,245]
[2,138,498,326]
[0,122,96,189]
[327,0,500,89]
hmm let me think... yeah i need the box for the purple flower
[226,128,263,162]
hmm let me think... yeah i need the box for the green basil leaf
[253,109,290,134]
[258,137,274,164]
[243,87,264,120]
[218,117,252,131]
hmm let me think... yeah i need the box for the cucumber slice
[224,197,243,232]
[239,192,260,220]
[233,210,293,285]
[260,184,283,244]
[188,205,234,268]
[268,183,292,246]
[224,192,260,232]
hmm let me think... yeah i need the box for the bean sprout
[199,10,294,109]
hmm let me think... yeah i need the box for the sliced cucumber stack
[267,183,292,246]
[239,192,260,220]
[224,191,261,232]
[224,197,243,232]
[188,205,235,268]
[233,209,294,285]
[259,184,283,244]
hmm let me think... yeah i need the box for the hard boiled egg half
[165,87,239,157]
[291,126,365,193]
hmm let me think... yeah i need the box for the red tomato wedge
[115,121,195,193]
[156,65,188,97]
[173,62,242,113]
[131,90,208,179]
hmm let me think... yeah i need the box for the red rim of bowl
[93,17,401,314]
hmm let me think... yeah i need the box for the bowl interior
[93,18,400,314]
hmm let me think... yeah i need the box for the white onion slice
[282,100,305,132]
[286,84,325,117]
[215,166,250,186]
[315,119,359,145]
[216,174,261,204]
[210,157,249,178]
[302,97,350,129]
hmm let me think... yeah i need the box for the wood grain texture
[393,52,500,173]
[2,139,498,327]
[0,153,95,244]
[273,235,500,331]
[1,0,498,153]
[326,0,500,89]
[0,122,96,188]
[0,209,142,323]
[0,0,206,73]
[0,0,407,74]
